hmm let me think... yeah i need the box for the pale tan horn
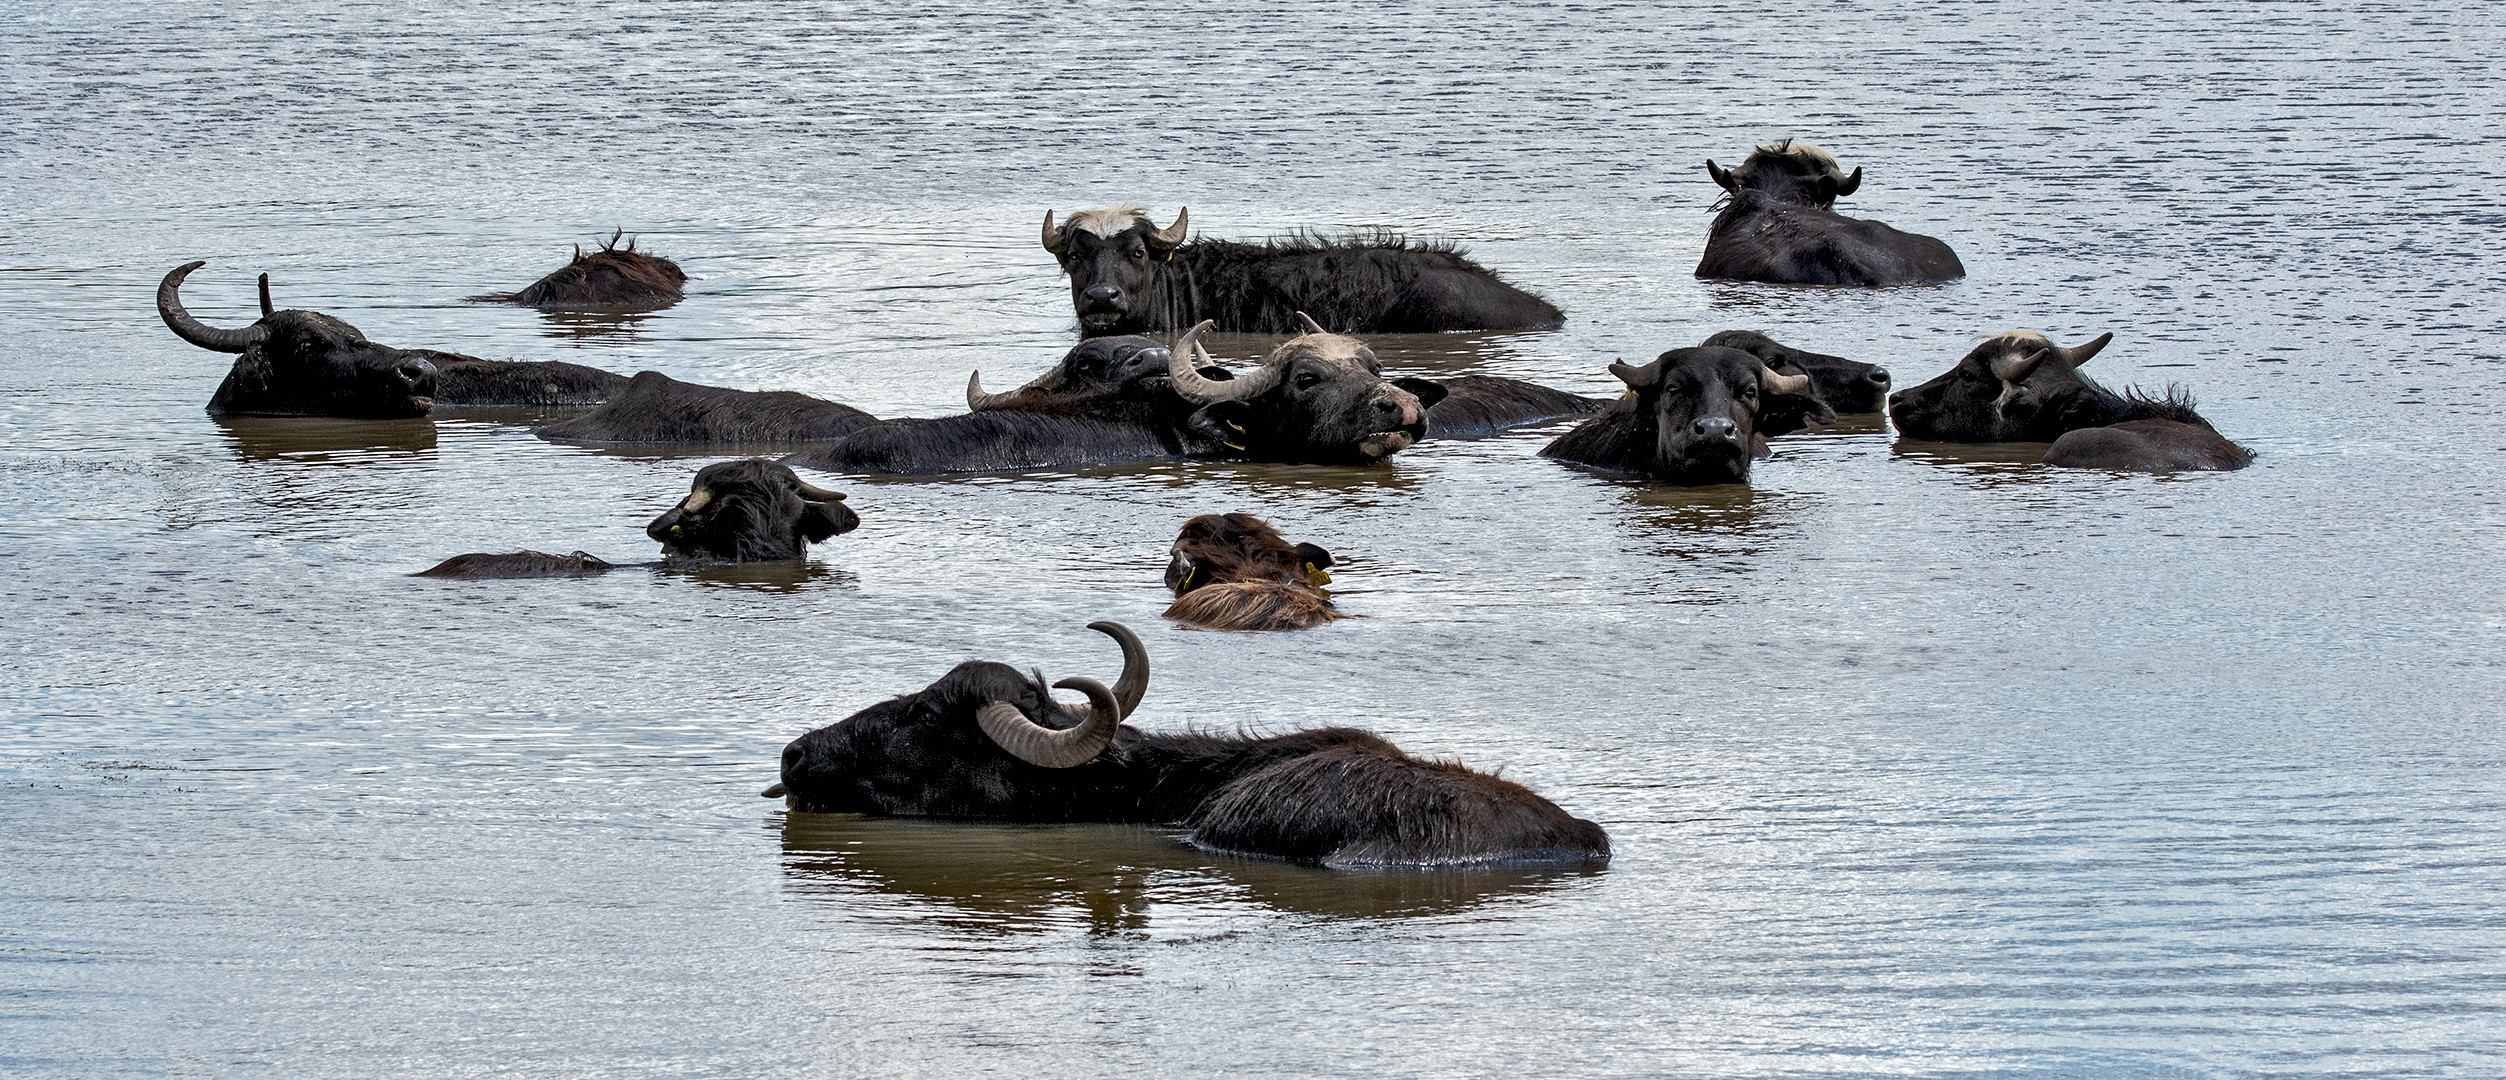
[792,479,845,502]
[2062,333,2114,366]
[1294,311,1328,336]
[1990,349,2051,384]
[1149,207,1189,249]
[679,488,713,513]
[966,370,1022,411]
[1761,367,1811,396]
[1167,321,1279,403]
[976,677,1121,769]
[1086,620,1149,719]
[1040,210,1068,254]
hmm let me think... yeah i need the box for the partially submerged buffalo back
[470,231,687,310]
[1162,512,1343,631]
[415,550,616,578]
[535,371,878,446]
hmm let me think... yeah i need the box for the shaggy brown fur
[1161,513,1343,631]
[468,230,688,310]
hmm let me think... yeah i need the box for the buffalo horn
[759,782,787,798]
[967,370,1025,411]
[976,677,1121,769]
[2063,332,2114,366]
[1706,160,1739,193]
[1086,620,1149,718]
[1608,357,1663,390]
[1294,311,1328,336]
[157,261,270,354]
[1761,367,1812,396]
[1990,348,2050,384]
[792,479,845,503]
[1149,207,1189,249]
[680,487,713,513]
[1041,210,1068,254]
[257,273,274,317]
[1167,321,1278,403]
[1834,166,1863,198]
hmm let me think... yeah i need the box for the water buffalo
[535,371,880,446]
[762,622,1610,868]
[161,262,629,416]
[415,459,860,576]
[968,333,1601,441]
[1042,205,1563,337]
[1695,140,1964,286]
[1541,346,1831,484]
[467,230,687,310]
[1163,513,1343,631]
[786,318,1435,474]
[1889,331,2252,470]
[1700,330,1892,414]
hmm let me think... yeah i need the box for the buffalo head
[965,335,1175,412]
[645,458,859,561]
[765,621,1151,814]
[1701,329,1892,414]
[160,262,438,418]
[1162,513,1341,631]
[1040,205,1189,336]
[1888,330,2115,442]
[1606,346,1830,484]
[1704,139,1863,209]
[1164,316,1444,464]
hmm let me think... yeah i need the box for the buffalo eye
[1294,371,1321,391]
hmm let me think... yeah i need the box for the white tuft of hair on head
[1065,204,1156,239]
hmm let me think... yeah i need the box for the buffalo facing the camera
[1043,205,1563,337]
[468,230,688,310]
[1541,346,1832,485]
[763,622,1610,868]
[1889,330,2251,471]
[1163,513,1344,632]
[1695,141,1964,286]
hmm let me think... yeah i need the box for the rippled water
[4,2,2502,1076]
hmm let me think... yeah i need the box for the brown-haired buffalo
[1541,346,1832,484]
[1163,513,1344,631]
[1700,330,1892,414]
[1043,205,1563,337]
[1889,331,2251,471]
[467,230,687,310]
[762,622,1610,868]
[1696,140,1964,286]
[160,262,628,416]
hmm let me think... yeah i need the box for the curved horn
[1166,321,1276,403]
[1706,160,1739,193]
[976,677,1120,769]
[1608,358,1663,390]
[2062,332,2113,366]
[679,487,712,513]
[966,370,1023,411]
[257,273,274,317]
[1149,207,1189,249]
[1294,311,1328,337]
[1761,367,1812,396]
[1991,348,2050,384]
[1040,210,1068,254]
[759,782,787,798]
[1086,620,1149,719]
[157,262,269,354]
[792,479,845,502]
[1833,166,1863,198]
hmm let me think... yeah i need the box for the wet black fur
[1422,375,1607,438]
[645,458,858,561]
[202,310,439,419]
[1062,225,1564,337]
[1701,330,1892,414]
[1695,142,1964,286]
[535,371,879,445]
[1540,346,1831,485]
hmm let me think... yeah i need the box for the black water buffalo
[1541,346,1831,485]
[968,333,1601,441]
[1889,331,2252,471]
[467,230,688,310]
[415,459,860,577]
[763,622,1609,868]
[535,371,880,445]
[1695,141,1964,286]
[1042,205,1563,337]
[161,262,630,416]
[1163,513,1343,631]
[1701,330,1891,414]
[785,319,1435,474]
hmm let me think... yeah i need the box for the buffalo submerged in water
[158,262,627,417]
[466,230,689,311]
[416,459,859,578]
[1042,205,1564,336]
[1161,513,1345,632]
[762,622,1610,868]
[1694,140,1965,287]
[1541,346,1833,485]
[1889,330,2253,472]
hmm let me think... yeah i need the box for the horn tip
[760,782,787,798]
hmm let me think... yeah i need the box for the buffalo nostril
[1868,368,1891,386]
[398,363,429,386]
[1691,417,1738,439]
[1083,284,1119,302]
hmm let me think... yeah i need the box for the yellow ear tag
[1173,566,1198,596]
[1619,390,1638,401]
[1303,562,1332,587]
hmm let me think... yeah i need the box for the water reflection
[1617,483,1805,603]
[777,814,1594,931]
[215,415,438,463]
[1890,438,2060,489]
[534,308,661,344]
[665,559,858,593]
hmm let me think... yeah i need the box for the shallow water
[4,2,2503,1076]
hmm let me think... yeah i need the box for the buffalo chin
[1356,430,1419,459]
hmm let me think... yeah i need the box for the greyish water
[2,1,2500,1076]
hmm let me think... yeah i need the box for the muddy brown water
[4,2,2502,1077]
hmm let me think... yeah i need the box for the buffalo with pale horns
[763,622,1610,868]
[1541,346,1833,484]
[1889,331,2252,471]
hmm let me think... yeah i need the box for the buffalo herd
[162,143,2255,870]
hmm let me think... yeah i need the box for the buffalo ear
[1391,377,1449,409]
[1809,174,1840,204]
[799,500,860,542]
[1293,542,1334,571]
[1706,160,1739,193]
